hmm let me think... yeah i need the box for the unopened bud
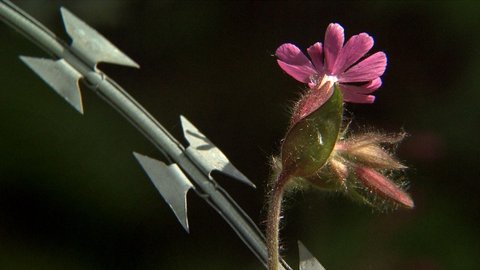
[354,166,414,208]
[280,86,343,178]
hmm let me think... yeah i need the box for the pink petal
[277,60,317,83]
[364,77,383,91]
[307,42,324,72]
[339,78,382,95]
[323,23,344,74]
[276,43,315,67]
[332,33,374,75]
[338,52,387,83]
[339,85,376,103]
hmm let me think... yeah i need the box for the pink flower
[276,23,387,104]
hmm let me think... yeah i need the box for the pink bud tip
[355,166,414,209]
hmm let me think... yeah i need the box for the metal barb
[19,56,84,113]
[180,115,256,188]
[60,7,139,69]
[133,152,194,233]
[298,241,326,270]
[0,2,300,269]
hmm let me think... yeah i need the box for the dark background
[1,1,479,269]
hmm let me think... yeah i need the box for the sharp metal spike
[298,241,326,270]
[19,56,83,114]
[133,152,194,233]
[60,7,139,69]
[180,115,256,188]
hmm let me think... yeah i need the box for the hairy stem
[266,171,290,270]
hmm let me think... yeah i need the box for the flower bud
[305,132,414,209]
[355,166,414,208]
[280,85,343,178]
[337,133,407,170]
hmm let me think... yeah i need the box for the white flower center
[308,74,338,89]
[323,75,338,85]
[314,74,337,89]
[310,74,338,89]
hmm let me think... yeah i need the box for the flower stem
[266,171,290,270]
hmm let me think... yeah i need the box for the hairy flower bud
[355,166,414,208]
[337,133,407,170]
[280,84,343,178]
[309,132,414,209]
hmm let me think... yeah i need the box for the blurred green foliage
[1,1,479,269]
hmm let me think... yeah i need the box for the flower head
[276,23,387,124]
[272,23,411,210]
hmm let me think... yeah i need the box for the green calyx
[280,86,343,178]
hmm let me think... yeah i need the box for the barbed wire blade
[60,7,139,69]
[180,115,256,188]
[133,152,194,233]
[19,56,83,113]
[298,241,326,270]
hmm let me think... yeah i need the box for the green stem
[266,171,290,270]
